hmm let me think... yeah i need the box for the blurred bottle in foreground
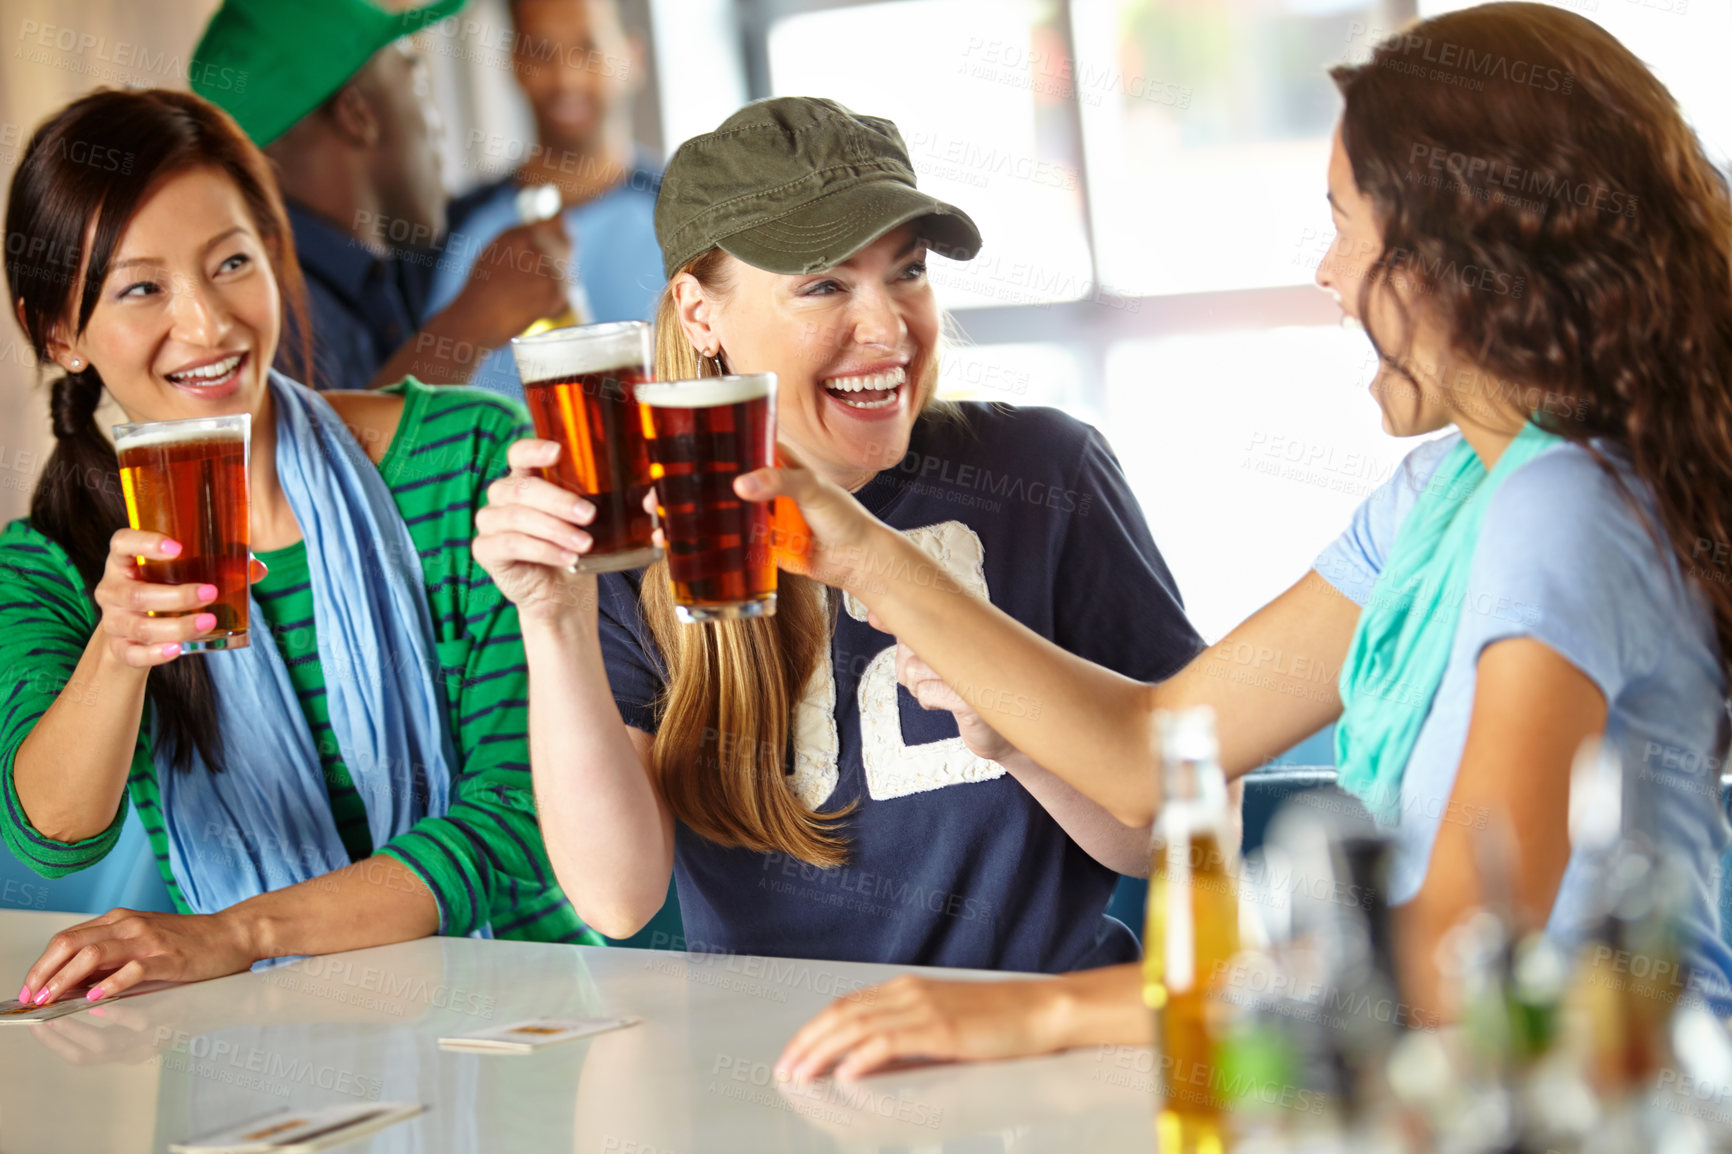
[1145,706,1239,1153]
[1387,737,1713,1154]
[1562,738,1706,1154]
[515,183,591,337]
[1225,787,1405,1146]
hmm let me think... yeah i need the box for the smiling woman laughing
[0,87,592,1011]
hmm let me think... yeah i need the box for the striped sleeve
[0,522,131,876]
[375,386,595,943]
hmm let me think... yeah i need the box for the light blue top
[1315,433,1732,1008]
[429,164,666,401]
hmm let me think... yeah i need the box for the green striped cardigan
[0,378,596,945]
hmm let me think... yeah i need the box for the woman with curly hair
[762,1,1732,1077]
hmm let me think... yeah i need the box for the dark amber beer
[637,374,777,623]
[114,414,251,652]
[510,321,659,572]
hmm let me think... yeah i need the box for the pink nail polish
[17,986,28,1003]
[33,989,50,1005]
[197,584,218,601]
[194,613,217,631]
[161,539,182,557]
[86,987,104,1002]
[162,643,182,658]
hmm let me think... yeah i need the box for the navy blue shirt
[278,200,436,392]
[597,403,1204,972]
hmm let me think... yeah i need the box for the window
[1103,324,1389,641]
[769,1,1096,309]
[935,341,1088,414]
[1073,0,1387,296]
[730,0,1726,653]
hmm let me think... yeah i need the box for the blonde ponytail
[644,250,849,866]
[640,248,951,866]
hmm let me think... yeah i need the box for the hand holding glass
[113,414,251,653]
[510,320,660,572]
[637,373,778,623]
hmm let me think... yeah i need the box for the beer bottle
[514,183,591,337]
[1144,706,1239,1153]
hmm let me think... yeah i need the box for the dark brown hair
[1331,3,1732,671]
[4,88,311,772]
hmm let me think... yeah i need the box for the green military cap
[656,97,983,279]
[191,0,465,147]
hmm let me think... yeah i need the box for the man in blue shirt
[193,0,575,392]
[430,0,665,400]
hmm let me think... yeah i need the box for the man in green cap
[192,0,572,391]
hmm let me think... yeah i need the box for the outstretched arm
[741,467,1358,825]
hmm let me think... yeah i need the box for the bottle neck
[1159,756,1230,841]
[1154,707,1228,838]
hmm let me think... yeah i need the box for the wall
[0,0,223,524]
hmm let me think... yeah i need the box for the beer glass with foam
[113,413,251,652]
[636,373,779,622]
[510,321,660,572]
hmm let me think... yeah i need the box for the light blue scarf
[156,372,459,921]
[1335,422,1563,824]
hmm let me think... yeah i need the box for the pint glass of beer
[510,321,659,572]
[637,374,778,623]
[114,414,251,653]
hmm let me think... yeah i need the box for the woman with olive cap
[474,97,1203,973]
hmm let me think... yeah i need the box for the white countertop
[0,910,1157,1153]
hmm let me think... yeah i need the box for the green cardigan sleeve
[373,382,597,944]
[0,521,133,877]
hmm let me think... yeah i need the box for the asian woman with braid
[1,88,591,1008]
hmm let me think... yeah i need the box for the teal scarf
[1334,422,1563,824]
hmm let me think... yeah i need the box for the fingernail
[194,613,217,631]
[736,475,763,498]
[33,989,50,1005]
[17,986,28,1003]
[197,584,218,601]
[162,643,182,658]
[87,987,104,1002]
[161,539,182,557]
[569,532,590,550]
[773,1063,789,1081]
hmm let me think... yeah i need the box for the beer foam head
[113,413,250,450]
[636,374,776,408]
[510,321,651,383]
